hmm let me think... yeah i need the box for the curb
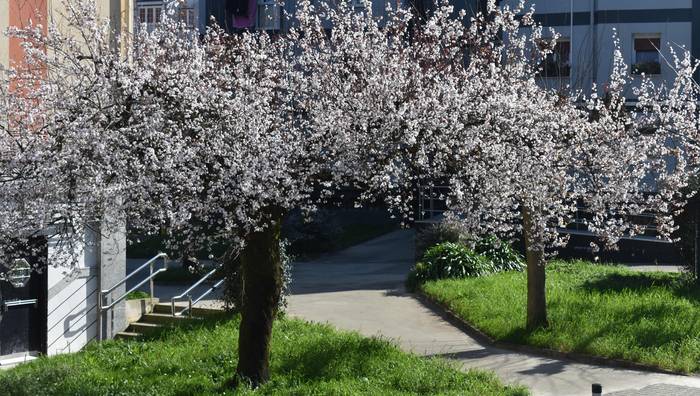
[414,291,699,378]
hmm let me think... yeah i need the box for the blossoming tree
[425,1,700,329]
[1,0,455,386]
[3,0,700,387]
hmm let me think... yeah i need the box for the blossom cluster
[1,0,698,268]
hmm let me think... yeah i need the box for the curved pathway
[287,230,700,396]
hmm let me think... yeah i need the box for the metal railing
[170,255,237,317]
[97,252,169,340]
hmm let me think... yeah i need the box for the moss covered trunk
[522,206,548,330]
[235,209,283,387]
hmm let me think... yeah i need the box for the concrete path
[287,230,700,396]
[624,264,685,273]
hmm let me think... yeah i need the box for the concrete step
[153,303,224,317]
[140,312,198,325]
[127,322,164,335]
[115,331,143,341]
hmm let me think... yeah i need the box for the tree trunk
[522,207,548,330]
[694,206,700,283]
[235,209,283,388]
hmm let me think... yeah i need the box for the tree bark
[235,209,283,388]
[522,206,548,330]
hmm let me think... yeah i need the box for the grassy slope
[0,316,526,396]
[422,261,700,373]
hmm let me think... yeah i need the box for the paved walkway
[625,264,685,273]
[287,230,700,396]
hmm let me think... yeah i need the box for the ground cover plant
[0,316,527,396]
[125,290,151,300]
[421,261,700,373]
[407,239,524,291]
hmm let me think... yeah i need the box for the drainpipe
[590,0,597,92]
[570,0,573,88]
[693,0,700,82]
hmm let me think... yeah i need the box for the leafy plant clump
[474,236,525,272]
[414,221,469,260]
[408,237,524,291]
[407,242,493,291]
[125,290,150,300]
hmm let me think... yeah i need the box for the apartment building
[499,0,696,96]
[0,0,133,366]
[134,0,298,32]
[134,0,411,33]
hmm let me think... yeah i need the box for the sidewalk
[287,230,700,396]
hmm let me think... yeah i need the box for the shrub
[415,220,469,260]
[474,236,525,272]
[407,242,493,291]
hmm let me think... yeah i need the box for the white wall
[595,22,692,96]
[45,229,99,356]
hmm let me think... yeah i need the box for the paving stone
[607,384,700,396]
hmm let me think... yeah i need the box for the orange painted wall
[9,0,48,66]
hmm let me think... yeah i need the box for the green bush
[474,236,525,272]
[407,242,493,291]
[415,221,468,260]
[408,237,524,291]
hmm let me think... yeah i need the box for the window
[178,7,196,28]
[352,0,367,8]
[137,4,163,32]
[539,38,571,78]
[633,35,661,75]
[257,0,281,31]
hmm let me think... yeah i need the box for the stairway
[115,303,224,340]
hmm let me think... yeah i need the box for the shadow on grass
[489,272,700,370]
[581,271,700,301]
[273,336,390,381]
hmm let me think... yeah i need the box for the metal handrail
[97,252,169,340]
[171,254,237,317]
[102,253,168,296]
[172,278,226,318]
[171,264,222,317]
[101,268,168,311]
[190,278,225,308]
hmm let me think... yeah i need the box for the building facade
[499,0,697,97]
[0,0,132,365]
[134,0,415,33]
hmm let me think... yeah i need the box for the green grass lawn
[422,260,700,373]
[0,316,526,395]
